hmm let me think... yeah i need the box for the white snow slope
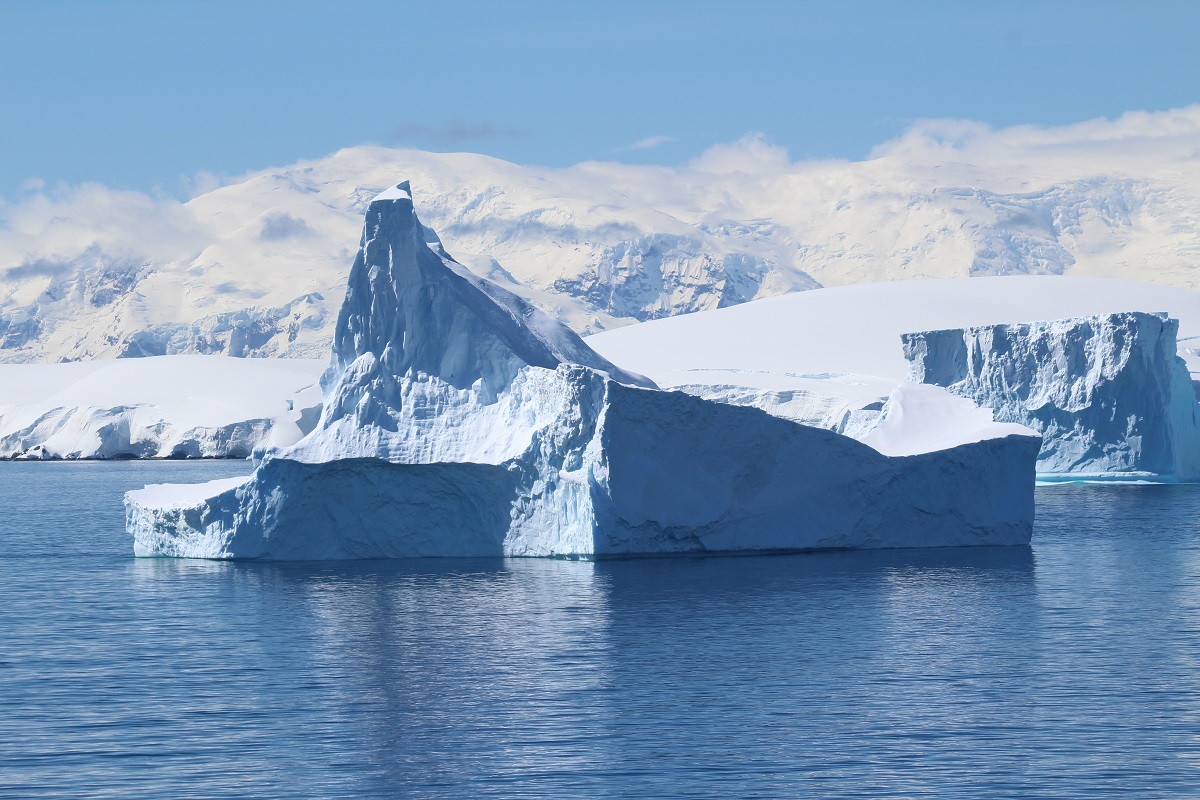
[0,356,324,459]
[6,106,1200,362]
[586,276,1200,388]
[126,185,1039,560]
[586,276,1200,478]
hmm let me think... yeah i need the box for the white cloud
[628,135,675,151]
[180,170,228,200]
[0,182,210,274]
[866,105,1200,188]
[689,132,791,175]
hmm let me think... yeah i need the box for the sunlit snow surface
[585,275,1200,387]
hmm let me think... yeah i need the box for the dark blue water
[2,463,1200,798]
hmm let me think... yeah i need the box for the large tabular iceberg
[903,312,1200,480]
[127,184,1039,559]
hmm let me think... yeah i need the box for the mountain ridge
[3,110,1200,363]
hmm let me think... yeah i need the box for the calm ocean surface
[2,462,1200,799]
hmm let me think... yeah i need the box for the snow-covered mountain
[4,107,1200,363]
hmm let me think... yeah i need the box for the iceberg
[903,312,1200,480]
[127,184,1040,559]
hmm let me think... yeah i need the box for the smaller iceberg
[903,312,1200,480]
[127,183,1040,559]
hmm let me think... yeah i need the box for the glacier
[127,183,1040,560]
[903,312,1200,480]
[0,356,324,459]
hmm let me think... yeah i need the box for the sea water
[2,461,1199,798]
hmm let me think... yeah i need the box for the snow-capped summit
[371,184,411,202]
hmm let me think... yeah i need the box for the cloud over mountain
[2,106,1199,363]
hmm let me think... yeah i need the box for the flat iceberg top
[655,368,896,399]
[586,276,1200,387]
[371,184,411,202]
[860,383,1037,457]
[127,475,251,509]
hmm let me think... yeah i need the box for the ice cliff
[903,312,1200,480]
[127,184,1040,559]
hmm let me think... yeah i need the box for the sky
[1,0,1198,200]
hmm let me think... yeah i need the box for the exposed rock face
[114,294,328,359]
[126,184,1039,560]
[552,233,785,321]
[903,312,1200,479]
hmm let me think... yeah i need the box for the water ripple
[1,463,1199,797]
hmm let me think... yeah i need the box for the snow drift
[127,184,1039,560]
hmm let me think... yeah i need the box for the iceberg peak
[371,182,413,203]
[331,180,653,395]
[286,180,655,464]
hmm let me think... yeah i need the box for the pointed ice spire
[331,182,653,394]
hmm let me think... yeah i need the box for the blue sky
[1,0,1197,199]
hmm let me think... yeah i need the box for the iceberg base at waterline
[126,370,1041,560]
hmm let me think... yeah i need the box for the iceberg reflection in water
[4,462,1200,798]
